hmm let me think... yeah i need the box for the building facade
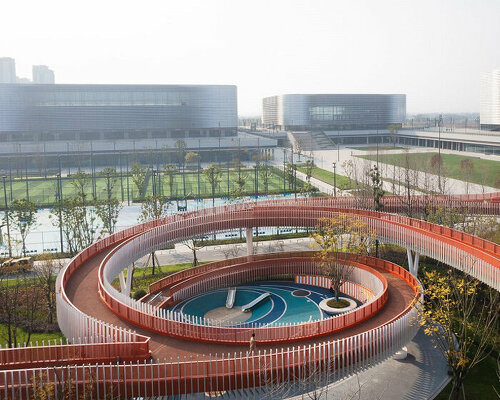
[0,84,237,142]
[0,58,16,83]
[262,94,406,130]
[480,69,500,131]
[32,65,55,84]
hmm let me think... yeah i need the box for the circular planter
[319,297,357,315]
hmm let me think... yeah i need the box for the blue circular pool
[165,281,359,326]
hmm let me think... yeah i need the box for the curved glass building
[480,69,500,131]
[262,94,406,130]
[0,84,237,141]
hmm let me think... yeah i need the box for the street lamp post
[337,130,340,162]
[438,114,442,192]
[332,162,337,197]
[283,148,286,194]
[106,172,112,233]
[152,170,156,196]
[376,114,380,168]
[293,164,297,199]
[56,173,64,254]
[2,176,12,257]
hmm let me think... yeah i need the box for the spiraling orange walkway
[66,246,415,360]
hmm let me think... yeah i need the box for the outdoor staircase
[287,131,337,151]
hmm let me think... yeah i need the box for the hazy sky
[2,0,499,115]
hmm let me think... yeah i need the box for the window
[309,106,345,121]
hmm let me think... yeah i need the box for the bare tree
[203,163,222,206]
[162,163,177,198]
[460,158,474,194]
[95,168,122,235]
[35,254,62,325]
[183,237,207,266]
[7,198,38,256]
[130,162,147,200]
[221,243,242,260]
[0,271,39,347]
[137,194,171,275]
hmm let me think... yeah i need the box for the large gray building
[262,94,406,131]
[0,84,237,142]
[0,58,16,83]
[0,83,277,171]
[480,69,500,131]
[32,65,55,84]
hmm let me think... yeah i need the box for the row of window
[35,91,191,107]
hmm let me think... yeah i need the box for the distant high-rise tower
[480,69,500,131]
[0,57,16,83]
[32,65,55,84]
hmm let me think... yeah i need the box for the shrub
[133,289,147,300]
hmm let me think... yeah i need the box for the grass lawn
[358,152,500,188]
[114,262,210,295]
[123,262,199,280]
[2,167,303,207]
[435,355,499,400]
[0,324,64,347]
[297,165,354,190]
[350,145,405,151]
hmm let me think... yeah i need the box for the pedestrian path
[289,328,450,400]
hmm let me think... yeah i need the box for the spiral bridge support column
[246,227,253,259]
[120,264,135,296]
[407,249,420,277]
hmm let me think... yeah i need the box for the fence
[0,300,421,399]
[1,194,499,397]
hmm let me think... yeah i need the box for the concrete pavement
[290,328,450,400]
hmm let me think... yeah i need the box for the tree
[301,160,318,196]
[174,140,188,197]
[95,168,122,235]
[183,238,206,267]
[295,139,303,162]
[460,159,474,194]
[185,152,200,171]
[221,244,242,260]
[130,162,147,200]
[174,139,187,170]
[430,154,447,194]
[50,172,101,254]
[0,270,39,347]
[311,214,375,302]
[420,265,499,400]
[163,163,177,198]
[232,171,249,199]
[388,124,399,147]
[258,163,271,195]
[50,195,100,254]
[35,254,61,325]
[7,198,37,256]
[138,194,171,223]
[137,194,171,275]
[70,170,91,201]
[369,165,384,257]
[304,160,314,184]
[396,150,420,217]
[203,163,222,206]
